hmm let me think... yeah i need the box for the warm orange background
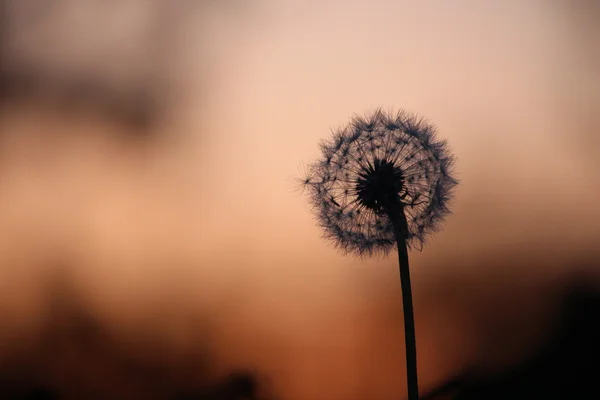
[0,1,598,399]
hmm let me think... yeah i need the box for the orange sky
[0,1,599,399]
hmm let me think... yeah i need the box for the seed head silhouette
[300,108,458,400]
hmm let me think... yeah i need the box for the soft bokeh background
[0,1,598,399]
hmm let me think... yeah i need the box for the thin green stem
[389,205,419,400]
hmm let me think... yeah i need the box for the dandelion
[299,108,458,400]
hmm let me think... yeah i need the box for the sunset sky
[0,1,598,399]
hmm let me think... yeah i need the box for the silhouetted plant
[300,108,457,400]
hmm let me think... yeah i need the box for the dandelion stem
[389,205,419,400]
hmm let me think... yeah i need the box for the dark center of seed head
[355,159,405,214]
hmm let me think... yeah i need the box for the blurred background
[0,0,598,399]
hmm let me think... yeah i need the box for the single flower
[300,108,458,400]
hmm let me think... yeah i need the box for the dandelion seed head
[301,108,458,256]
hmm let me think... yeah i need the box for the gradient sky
[0,1,599,399]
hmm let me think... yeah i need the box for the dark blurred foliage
[0,373,266,400]
[0,271,272,400]
[424,284,600,400]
